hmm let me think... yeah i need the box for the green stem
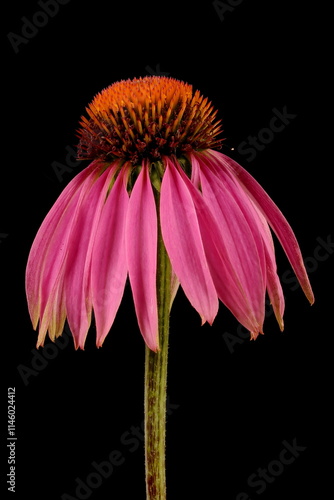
[144,196,171,500]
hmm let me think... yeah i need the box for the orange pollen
[77,76,223,164]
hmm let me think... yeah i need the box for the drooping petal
[126,162,158,351]
[160,157,218,325]
[191,153,266,331]
[196,151,285,330]
[255,209,285,330]
[44,278,67,343]
[172,158,262,333]
[91,167,129,347]
[37,181,95,345]
[264,248,285,330]
[64,165,117,349]
[25,161,101,329]
[207,149,314,304]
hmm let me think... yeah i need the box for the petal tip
[275,315,284,332]
[309,294,315,306]
[146,334,159,353]
[73,338,85,351]
[250,327,264,341]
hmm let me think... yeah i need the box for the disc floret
[77,76,223,164]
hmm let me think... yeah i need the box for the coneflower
[26,76,314,499]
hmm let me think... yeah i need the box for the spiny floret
[77,76,223,164]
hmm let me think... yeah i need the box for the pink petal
[25,162,100,330]
[126,162,158,351]
[198,151,285,330]
[207,150,314,304]
[255,210,285,330]
[43,279,67,343]
[91,167,129,347]
[264,247,285,330]
[200,151,285,329]
[160,157,218,325]
[194,151,285,331]
[37,183,93,345]
[173,158,262,333]
[191,153,266,331]
[64,165,118,349]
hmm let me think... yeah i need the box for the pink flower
[26,76,314,352]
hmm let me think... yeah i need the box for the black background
[2,1,332,499]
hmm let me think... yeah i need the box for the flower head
[76,76,223,163]
[26,76,314,352]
